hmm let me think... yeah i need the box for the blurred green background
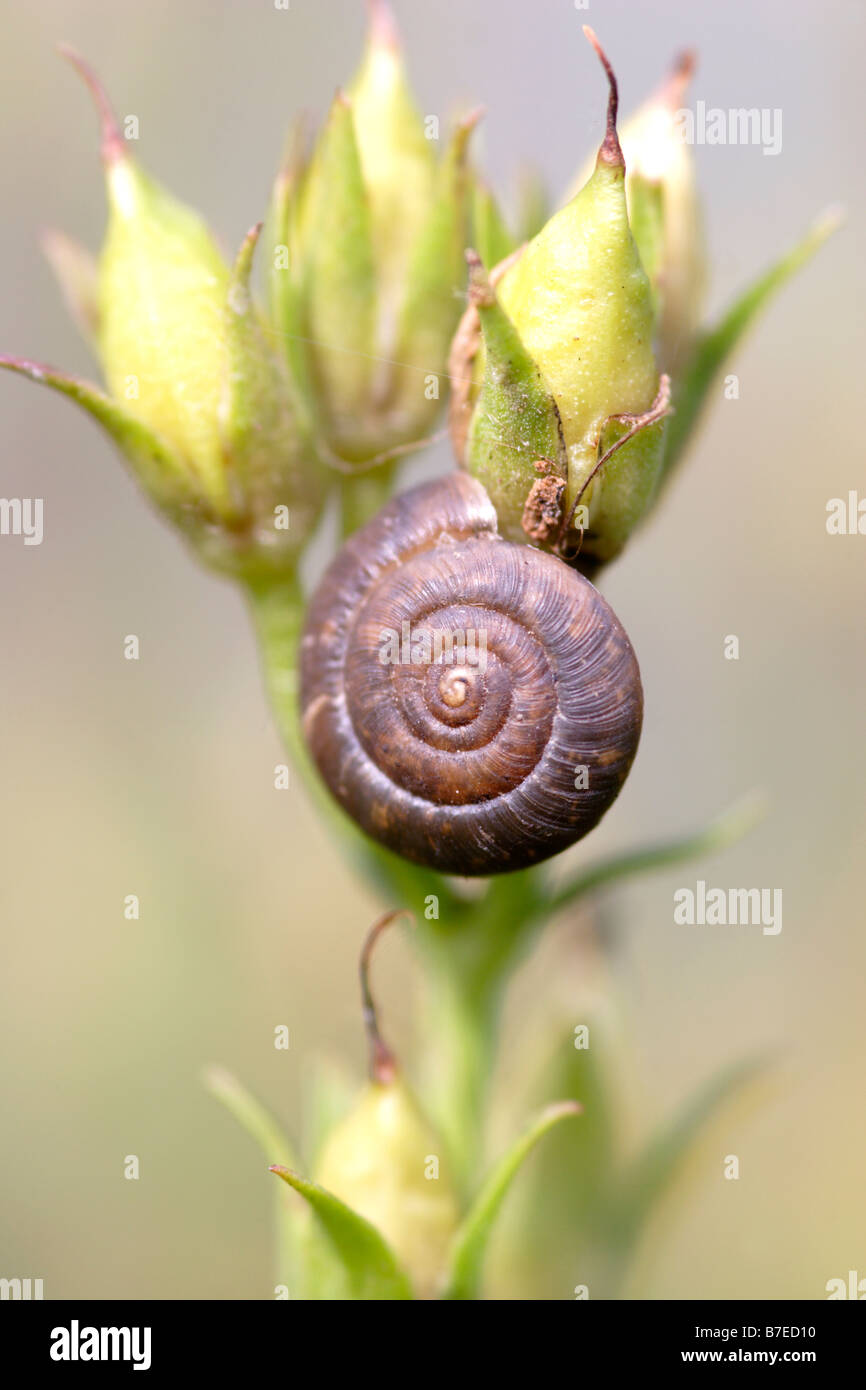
[0,0,863,1299]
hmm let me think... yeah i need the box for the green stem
[415,870,547,1195]
[245,572,309,771]
[420,960,499,1198]
[338,465,396,539]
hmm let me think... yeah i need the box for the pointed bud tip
[543,1100,583,1122]
[276,113,309,185]
[674,48,698,83]
[230,222,264,295]
[39,225,76,263]
[461,104,486,132]
[661,48,698,110]
[57,43,126,165]
[367,0,401,51]
[450,106,485,165]
[582,26,624,169]
[814,204,845,239]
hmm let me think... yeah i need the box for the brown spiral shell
[300,474,643,876]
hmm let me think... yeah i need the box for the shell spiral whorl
[300,474,643,876]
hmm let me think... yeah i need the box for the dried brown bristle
[58,44,125,165]
[359,909,412,1084]
[583,26,624,169]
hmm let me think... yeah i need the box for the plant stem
[420,958,499,1197]
[415,871,547,1195]
[245,572,309,771]
[338,466,397,539]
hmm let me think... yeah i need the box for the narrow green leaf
[270,1166,413,1300]
[0,355,189,512]
[203,1065,298,1170]
[443,1101,581,1300]
[546,790,767,919]
[609,1055,767,1251]
[203,1066,302,1293]
[202,1067,301,1295]
[528,1018,619,1237]
[494,1013,625,1300]
[662,208,841,480]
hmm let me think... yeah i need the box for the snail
[300,472,643,876]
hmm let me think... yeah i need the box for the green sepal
[263,121,317,429]
[97,159,232,516]
[465,256,567,548]
[390,112,478,423]
[442,1101,581,1300]
[661,209,841,483]
[219,224,324,570]
[576,405,668,567]
[348,0,437,326]
[270,1165,414,1301]
[0,355,191,516]
[300,94,377,454]
[625,173,665,310]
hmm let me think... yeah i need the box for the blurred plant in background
[0,0,836,1299]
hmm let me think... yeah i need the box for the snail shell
[300,473,642,876]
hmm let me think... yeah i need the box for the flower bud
[314,911,458,1299]
[457,29,669,569]
[315,1076,459,1299]
[267,0,477,470]
[1,49,324,581]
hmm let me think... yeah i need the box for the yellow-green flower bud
[1,49,323,582]
[458,29,670,570]
[315,1076,459,1299]
[268,0,477,471]
[313,910,459,1299]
